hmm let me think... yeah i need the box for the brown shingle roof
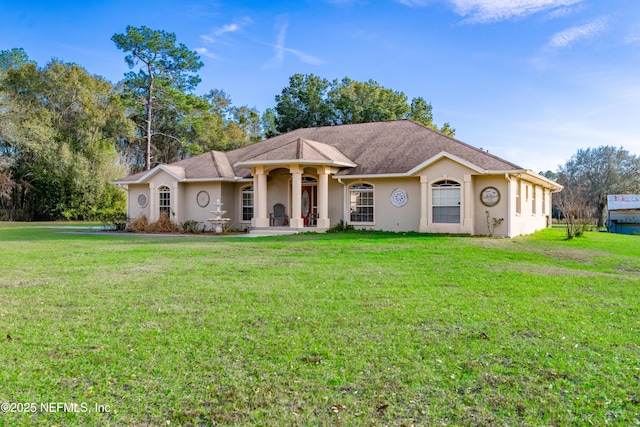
[228,120,521,177]
[112,150,236,183]
[115,120,523,182]
[235,138,356,167]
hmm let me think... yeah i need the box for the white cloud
[195,47,218,59]
[264,18,325,68]
[200,17,251,44]
[200,35,215,44]
[215,23,240,36]
[548,18,608,48]
[398,0,585,22]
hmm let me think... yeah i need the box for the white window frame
[349,183,374,224]
[241,185,253,222]
[516,180,522,215]
[532,185,537,215]
[432,180,461,224]
[158,186,171,218]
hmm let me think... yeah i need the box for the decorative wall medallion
[197,190,210,208]
[137,193,148,208]
[390,188,408,207]
[480,186,500,207]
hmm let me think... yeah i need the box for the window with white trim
[542,189,547,215]
[432,180,460,223]
[241,186,253,222]
[349,183,374,223]
[532,185,537,215]
[516,180,522,214]
[159,186,171,217]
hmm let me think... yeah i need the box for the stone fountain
[207,199,231,233]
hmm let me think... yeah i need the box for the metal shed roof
[607,195,640,211]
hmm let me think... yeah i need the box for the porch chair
[269,203,289,226]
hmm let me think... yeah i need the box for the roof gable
[234,138,356,169]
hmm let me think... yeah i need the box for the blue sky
[1,0,639,172]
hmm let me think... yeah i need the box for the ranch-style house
[113,120,562,237]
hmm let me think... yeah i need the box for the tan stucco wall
[337,177,420,232]
[327,178,344,227]
[127,184,151,220]
[507,178,552,237]
[181,182,221,230]
[235,182,253,228]
[265,169,292,218]
[146,170,178,222]
[125,173,240,230]
[416,158,477,235]
[473,175,510,237]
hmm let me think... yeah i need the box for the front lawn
[0,225,638,426]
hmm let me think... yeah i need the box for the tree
[112,26,203,170]
[557,146,640,227]
[0,157,15,202]
[275,74,334,133]
[329,78,409,124]
[261,108,279,138]
[555,183,594,239]
[273,73,455,136]
[1,57,133,220]
[408,97,455,137]
[0,48,32,72]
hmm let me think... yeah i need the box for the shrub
[327,219,354,233]
[96,209,128,231]
[127,215,148,233]
[181,220,203,233]
[145,212,178,233]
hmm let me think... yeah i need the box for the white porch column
[149,183,157,222]
[289,165,304,229]
[172,182,180,224]
[463,174,473,233]
[419,175,429,232]
[316,167,330,229]
[254,166,270,227]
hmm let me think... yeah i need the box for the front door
[302,186,312,226]
[302,185,318,227]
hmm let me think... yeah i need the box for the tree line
[1,26,639,225]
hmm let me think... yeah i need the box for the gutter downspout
[504,173,512,238]
[337,178,347,225]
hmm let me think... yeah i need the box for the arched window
[241,186,253,221]
[349,183,374,223]
[432,180,460,223]
[158,186,171,217]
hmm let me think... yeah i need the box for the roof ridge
[210,151,220,176]
[303,139,338,161]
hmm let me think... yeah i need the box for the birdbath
[207,199,231,233]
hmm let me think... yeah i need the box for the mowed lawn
[0,225,638,426]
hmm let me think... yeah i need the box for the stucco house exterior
[112,120,562,237]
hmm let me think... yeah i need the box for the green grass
[0,225,638,426]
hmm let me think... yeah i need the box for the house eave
[507,170,563,192]
[406,152,486,175]
[234,159,357,169]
